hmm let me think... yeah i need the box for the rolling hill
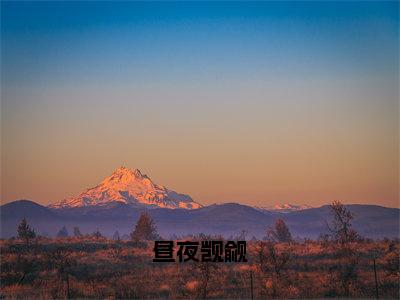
[1,199,398,239]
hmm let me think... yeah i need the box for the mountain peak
[49,167,202,210]
[113,165,138,173]
[114,165,132,173]
[110,166,146,181]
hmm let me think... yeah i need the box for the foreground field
[0,237,398,299]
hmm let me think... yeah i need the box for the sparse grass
[0,238,398,299]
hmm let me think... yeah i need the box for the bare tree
[113,230,120,241]
[46,248,76,298]
[327,201,360,297]
[200,262,220,299]
[17,218,36,245]
[57,226,69,238]
[256,241,291,298]
[92,228,103,240]
[328,201,358,246]
[73,227,82,238]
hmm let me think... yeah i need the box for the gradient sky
[1,1,399,208]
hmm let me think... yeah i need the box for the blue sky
[1,1,399,207]
[2,1,398,86]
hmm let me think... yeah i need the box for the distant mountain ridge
[254,203,313,213]
[1,199,398,239]
[1,167,398,239]
[49,166,202,210]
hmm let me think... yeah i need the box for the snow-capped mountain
[49,166,202,210]
[255,203,312,213]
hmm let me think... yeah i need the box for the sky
[1,1,399,208]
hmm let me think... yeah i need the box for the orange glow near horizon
[1,79,398,208]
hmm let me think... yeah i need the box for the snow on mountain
[271,203,312,211]
[255,203,312,213]
[49,166,202,210]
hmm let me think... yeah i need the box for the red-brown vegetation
[0,236,398,299]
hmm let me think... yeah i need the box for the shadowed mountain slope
[1,200,398,239]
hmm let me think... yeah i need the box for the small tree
[328,201,358,245]
[17,218,36,244]
[256,241,291,298]
[327,201,359,297]
[46,248,76,298]
[92,228,102,240]
[190,259,220,299]
[57,226,69,238]
[130,212,159,242]
[268,219,292,243]
[113,230,120,241]
[73,226,82,238]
